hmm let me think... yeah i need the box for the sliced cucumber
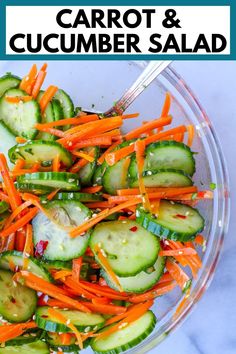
[9,140,72,168]
[0,340,49,354]
[93,163,107,186]
[53,191,103,202]
[78,146,99,186]
[102,255,165,293]
[91,310,156,353]
[136,200,205,242]
[5,331,42,346]
[0,88,41,139]
[90,220,159,277]
[0,201,9,214]
[46,332,79,352]
[0,74,20,97]
[16,182,53,195]
[0,251,53,282]
[54,89,74,130]
[42,259,72,270]
[17,172,80,191]
[0,269,37,322]
[130,169,193,188]
[0,121,16,178]
[37,91,55,141]
[51,98,64,121]
[36,307,105,332]
[32,200,91,261]
[103,158,130,195]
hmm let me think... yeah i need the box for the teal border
[0,0,235,60]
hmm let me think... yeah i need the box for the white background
[6,6,230,55]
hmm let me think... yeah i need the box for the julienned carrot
[5,96,33,103]
[72,151,95,162]
[48,308,83,350]
[166,259,190,290]
[119,113,139,119]
[34,124,65,138]
[0,190,9,203]
[0,153,22,211]
[187,125,195,147]
[69,148,96,173]
[125,116,172,140]
[12,159,25,172]
[72,257,83,282]
[97,141,123,165]
[0,322,37,343]
[46,188,60,201]
[52,154,60,172]
[15,271,91,313]
[106,126,187,166]
[19,64,37,94]
[95,244,123,292]
[171,190,213,201]
[194,234,206,247]
[84,201,114,209]
[77,281,129,301]
[15,137,27,144]
[159,247,197,257]
[35,115,99,129]
[4,200,32,229]
[135,140,151,211]
[22,224,33,269]
[157,272,173,284]
[69,198,141,238]
[62,277,96,300]
[60,333,73,346]
[161,92,171,117]
[173,132,184,142]
[81,186,103,193]
[0,207,38,238]
[73,136,112,149]
[53,270,72,280]
[129,281,177,303]
[39,85,58,112]
[31,70,47,98]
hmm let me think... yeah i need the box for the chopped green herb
[191,193,197,200]
[209,182,216,190]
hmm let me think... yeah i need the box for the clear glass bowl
[0,60,230,353]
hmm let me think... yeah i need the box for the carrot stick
[34,124,65,138]
[60,333,73,345]
[62,277,96,300]
[187,125,195,147]
[20,64,37,94]
[39,85,58,112]
[166,258,191,290]
[4,200,32,229]
[0,207,38,238]
[0,190,9,203]
[15,271,91,313]
[52,154,60,172]
[86,302,127,315]
[5,96,33,103]
[47,308,83,350]
[125,116,172,140]
[81,186,103,193]
[53,270,72,280]
[161,92,171,117]
[69,149,96,173]
[73,136,112,149]
[36,115,99,129]
[69,199,141,238]
[159,247,197,257]
[157,272,173,284]
[129,281,176,303]
[173,132,184,142]
[95,244,123,292]
[72,151,95,162]
[31,70,47,98]
[194,234,206,247]
[120,113,139,119]
[77,281,129,301]
[72,257,83,282]
[97,141,123,165]
[12,159,25,172]
[15,137,27,144]
[0,322,37,343]
[84,201,113,209]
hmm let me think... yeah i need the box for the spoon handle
[105,61,172,116]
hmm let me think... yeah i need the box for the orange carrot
[15,271,91,313]
[15,137,27,144]
[135,139,151,211]
[72,257,83,282]
[77,281,129,301]
[4,200,32,229]
[60,333,73,345]
[47,308,83,350]
[173,132,184,142]
[81,186,103,193]
[97,141,123,165]
[0,207,38,238]
[151,199,160,216]
[95,244,123,292]
[73,136,112,149]
[53,270,72,280]
[187,125,195,147]
[16,227,26,252]
[129,281,176,303]
[166,258,191,290]
[39,85,58,112]
[36,115,99,129]
[62,277,96,300]
[194,234,206,247]
[46,188,60,201]
[72,151,95,162]
[52,154,60,172]
[34,124,65,138]
[5,96,33,103]
[84,201,114,209]
[0,190,9,203]
[20,64,37,94]
[31,70,47,98]
[0,322,37,343]
[69,199,141,238]
[120,113,139,119]
[159,248,197,257]
[161,92,171,117]
[69,148,96,173]
[125,116,172,140]
[12,159,25,172]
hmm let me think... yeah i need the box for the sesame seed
[84,326,91,333]
[66,319,71,325]
[68,178,75,183]
[118,322,128,329]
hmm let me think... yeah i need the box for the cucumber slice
[42,259,72,270]
[36,307,105,332]
[0,88,41,139]
[0,269,37,322]
[15,182,53,195]
[54,89,74,130]
[37,91,55,141]
[0,251,53,282]
[0,340,49,354]
[103,158,130,195]
[5,331,42,346]
[91,310,156,353]
[53,191,103,202]
[46,332,79,352]
[102,256,165,293]
[93,163,107,186]
[78,146,99,186]
[0,201,9,214]
[9,140,72,168]
[32,200,91,261]
[17,172,80,191]
[0,74,20,97]
[51,98,64,121]
[130,169,193,188]
[0,122,16,178]
[90,220,159,277]
[136,200,205,242]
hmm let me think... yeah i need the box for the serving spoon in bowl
[83,61,172,116]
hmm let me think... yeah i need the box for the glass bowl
[0,60,230,353]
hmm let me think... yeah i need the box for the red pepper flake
[11,297,16,304]
[37,294,48,306]
[41,315,48,318]
[35,240,49,258]
[129,226,138,232]
[175,214,187,219]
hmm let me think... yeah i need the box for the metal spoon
[83,61,172,116]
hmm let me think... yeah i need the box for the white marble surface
[150,61,236,354]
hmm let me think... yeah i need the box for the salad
[0,63,212,354]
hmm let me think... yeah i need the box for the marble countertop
[150,61,236,354]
